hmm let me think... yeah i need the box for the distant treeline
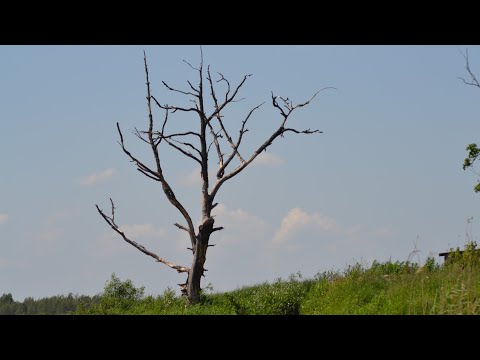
[0,292,100,315]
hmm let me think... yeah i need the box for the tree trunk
[186,217,214,304]
[186,239,208,304]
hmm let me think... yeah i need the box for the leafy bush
[446,241,480,269]
[90,273,145,314]
[221,273,314,315]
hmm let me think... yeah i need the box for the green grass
[77,246,480,315]
[77,272,314,315]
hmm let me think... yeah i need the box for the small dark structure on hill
[439,249,480,262]
[439,251,458,262]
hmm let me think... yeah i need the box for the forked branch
[459,49,480,89]
[206,73,252,123]
[117,123,161,181]
[217,102,264,178]
[95,199,190,273]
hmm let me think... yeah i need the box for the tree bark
[186,238,208,304]
[186,217,214,304]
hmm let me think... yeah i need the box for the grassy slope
[79,251,480,315]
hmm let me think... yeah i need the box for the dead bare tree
[96,49,332,304]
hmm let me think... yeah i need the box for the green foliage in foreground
[79,244,480,315]
[77,272,313,315]
[3,244,480,315]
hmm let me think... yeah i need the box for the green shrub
[89,273,145,314]
[221,273,313,315]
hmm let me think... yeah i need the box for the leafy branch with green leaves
[460,48,480,192]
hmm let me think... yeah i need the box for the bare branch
[206,66,219,105]
[117,123,161,181]
[207,121,224,168]
[170,138,202,157]
[174,223,189,232]
[187,80,199,93]
[212,227,224,233]
[283,128,322,135]
[271,93,287,118]
[206,74,252,123]
[230,97,246,103]
[217,72,231,101]
[206,68,262,179]
[292,87,335,108]
[151,108,170,147]
[151,95,199,114]
[96,202,189,273]
[196,46,211,215]
[162,80,198,97]
[137,168,161,181]
[218,102,264,178]
[132,127,150,144]
[198,48,205,117]
[163,138,202,165]
[183,59,199,71]
[109,197,116,223]
[206,66,226,170]
[216,117,245,166]
[459,48,480,89]
[151,131,201,140]
[178,282,188,296]
[143,52,197,248]
[152,128,201,148]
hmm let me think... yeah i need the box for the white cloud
[198,203,271,289]
[79,168,115,187]
[253,152,284,166]
[178,167,221,187]
[94,223,166,258]
[32,211,69,256]
[39,227,64,241]
[211,203,269,246]
[177,167,202,187]
[177,155,281,188]
[261,208,394,287]
[39,211,67,241]
[95,231,129,257]
[271,208,392,263]
[273,208,340,244]
[0,213,8,224]
[119,223,165,239]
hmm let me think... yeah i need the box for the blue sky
[1,45,480,300]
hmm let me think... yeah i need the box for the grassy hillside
[3,244,478,315]
[76,244,480,315]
